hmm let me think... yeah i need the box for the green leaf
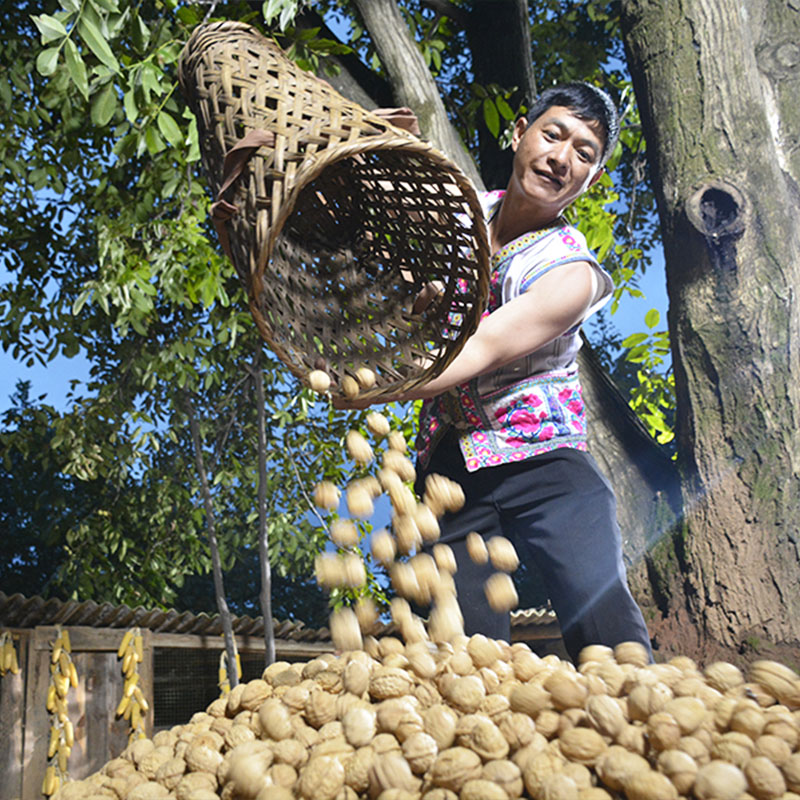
[644,308,660,329]
[78,16,120,73]
[621,332,648,348]
[123,88,137,123]
[495,96,514,121]
[157,111,183,148]
[64,38,89,100]
[132,15,150,52]
[91,82,116,127]
[36,47,61,77]
[32,14,68,43]
[144,125,165,155]
[483,98,500,138]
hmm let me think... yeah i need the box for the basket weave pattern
[179,21,489,399]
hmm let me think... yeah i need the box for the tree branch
[351,0,483,187]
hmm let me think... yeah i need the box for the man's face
[510,105,604,218]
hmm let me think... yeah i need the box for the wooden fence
[0,626,332,800]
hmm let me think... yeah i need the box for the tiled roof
[0,591,558,641]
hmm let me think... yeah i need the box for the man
[348,83,652,663]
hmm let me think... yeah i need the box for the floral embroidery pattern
[416,192,596,472]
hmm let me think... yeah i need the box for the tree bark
[253,347,276,666]
[185,397,240,688]
[464,0,537,189]
[621,0,800,655]
[351,0,483,186]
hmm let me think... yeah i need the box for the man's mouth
[534,170,563,188]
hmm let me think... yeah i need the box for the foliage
[1,0,673,618]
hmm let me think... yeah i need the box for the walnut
[521,750,565,798]
[693,760,747,800]
[487,536,520,572]
[558,728,607,766]
[430,747,483,792]
[509,682,551,717]
[595,745,650,792]
[711,731,756,767]
[743,755,786,800]
[586,694,627,740]
[545,670,589,711]
[624,768,679,800]
[657,749,698,795]
[423,704,459,751]
[345,431,373,465]
[704,661,745,693]
[297,755,346,800]
[480,759,523,798]
[445,675,486,714]
[749,661,800,708]
[367,751,421,799]
[402,731,438,774]
[344,745,375,793]
[342,706,377,748]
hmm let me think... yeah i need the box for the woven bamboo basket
[178,21,490,400]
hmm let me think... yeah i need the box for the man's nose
[547,142,570,171]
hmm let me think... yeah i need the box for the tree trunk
[253,347,276,666]
[464,0,537,189]
[186,397,240,688]
[621,0,800,657]
[351,0,483,186]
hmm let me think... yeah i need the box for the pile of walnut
[53,387,800,800]
[54,639,800,800]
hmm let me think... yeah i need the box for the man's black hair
[526,82,620,166]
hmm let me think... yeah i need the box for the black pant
[417,437,652,663]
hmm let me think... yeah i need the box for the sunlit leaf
[78,16,120,73]
[64,38,89,100]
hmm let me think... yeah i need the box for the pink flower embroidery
[567,399,584,415]
[539,426,555,441]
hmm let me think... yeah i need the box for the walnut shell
[367,751,421,799]
[749,661,800,708]
[342,707,377,748]
[314,481,340,511]
[693,760,747,800]
[657,749,698,795]
[558,728,606,766]
[586,694,627,739]
[366,412,391,438]
[743,755,786,800]
[402,731,438,774]
[297,755,346,800]
[345,431,373,465]
[370,667,414,700]
[430,747,483,792]
[595,745,650,792]
[487,536,520,573]
[482,759,523,798]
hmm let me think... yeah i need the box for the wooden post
[0,630,29,799]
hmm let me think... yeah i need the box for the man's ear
[511,117,528,152]
[588,167,605,187]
